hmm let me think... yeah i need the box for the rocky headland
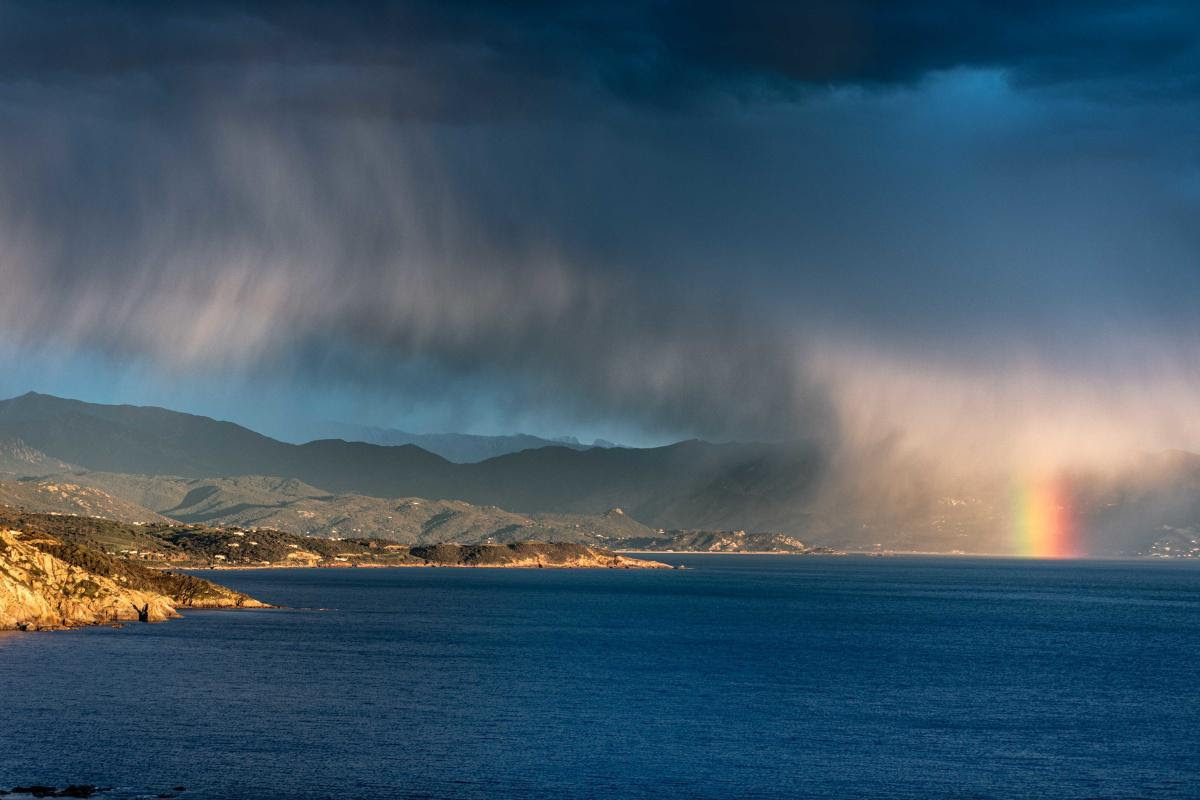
[0,527,267,631]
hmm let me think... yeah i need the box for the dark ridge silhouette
[0,392,825,531]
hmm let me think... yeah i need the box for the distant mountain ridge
[311,423,620,462]
[0,393,824,533]
[0,476,820,554]
[7,392,1200,555]
[5,472,655,544]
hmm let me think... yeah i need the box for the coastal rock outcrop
[0,528,266,631]
[0,528,176,630]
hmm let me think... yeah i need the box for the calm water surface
[2,556,1199,799]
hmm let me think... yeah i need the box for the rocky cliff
[0,528,265,631]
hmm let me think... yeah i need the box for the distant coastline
[0,509,679,632]
[616,549,843,556]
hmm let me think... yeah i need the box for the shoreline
[617,549,1182,560]
[184,561,674,571]
[616,549,826,556]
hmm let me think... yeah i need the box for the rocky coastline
[0,528,267,632]
[0,510,674,631]
[0,508,675,571]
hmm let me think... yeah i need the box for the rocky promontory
[0,528,266,631]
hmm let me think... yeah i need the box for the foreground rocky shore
[0,528,267,631]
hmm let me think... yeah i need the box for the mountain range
[308,423,619,462]
[0,472,654,544]
[4,391,1200,555]
[0,392,824,532]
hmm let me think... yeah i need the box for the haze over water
[4,556,1199,799]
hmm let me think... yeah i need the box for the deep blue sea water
[3,556,1200,799]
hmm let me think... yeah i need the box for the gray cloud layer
[0,112,828,440]
[3,2,1197,111]
[2,1,1200,458]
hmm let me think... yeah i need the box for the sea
[2,555,1199,799]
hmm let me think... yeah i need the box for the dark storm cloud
[0,108,830,441]
[657,1,1200,93]
[1,1,1200,453]
[1,1,1198,117]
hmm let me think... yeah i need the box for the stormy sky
[2,1,1199,465]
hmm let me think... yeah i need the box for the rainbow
[1012,477,1077,558]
